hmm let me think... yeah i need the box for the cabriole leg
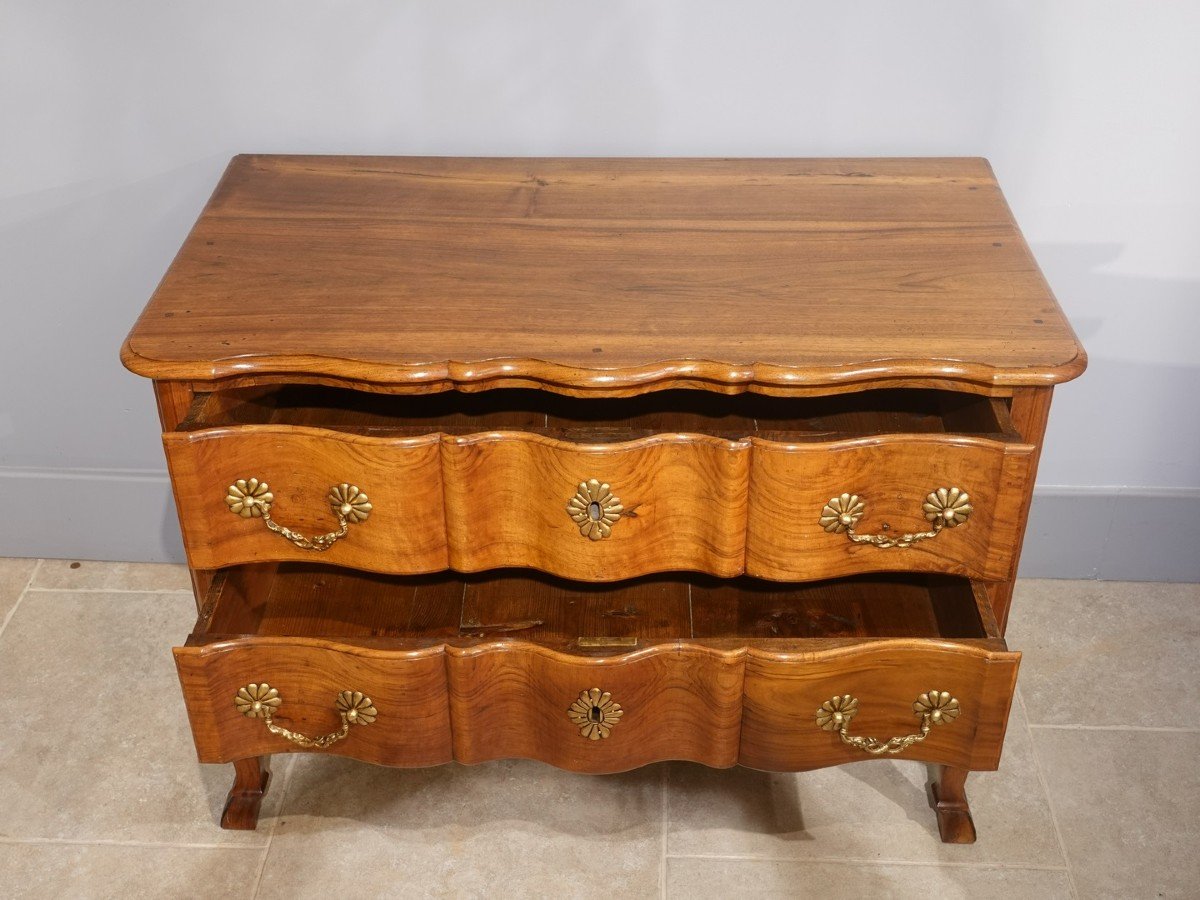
[221,756,271,830]
[931,765,976,843]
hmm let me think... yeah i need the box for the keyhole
[587,501,603,521]
[589,705,603,723]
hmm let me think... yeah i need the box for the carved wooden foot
[221,756,271,830]
[930,765,976,843]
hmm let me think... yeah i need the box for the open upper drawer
[164,386,1035,580]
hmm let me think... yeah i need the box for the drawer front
[174,639,453,766]
[442,433,750,580]
[447,644,745,772]
[746,435,1034,581]
[740,641,1019,771]
[164,426,449,572]
[166,426,1030,581]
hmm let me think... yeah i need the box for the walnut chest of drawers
[122,156,1085,841]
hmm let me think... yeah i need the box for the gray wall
[2,1,1197,579]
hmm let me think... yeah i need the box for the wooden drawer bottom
[175,566,1019,774]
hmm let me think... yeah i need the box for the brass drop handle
[819,487,973,549]
[235,683,377,749]
[225,478,372,551]
[816,691,960,755]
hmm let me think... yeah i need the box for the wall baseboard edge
[1,469,1196,582]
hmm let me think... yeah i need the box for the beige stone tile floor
[0,560,1195,899]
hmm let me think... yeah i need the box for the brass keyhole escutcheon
[567,479,624,540]
[567,688,624,740]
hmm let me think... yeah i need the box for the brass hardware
[234,683,377,749]
[567,479,624,540]
[567,688,624,740]
[819,487,973,549]
[225,478,372,551]
[577,636,638,648]
[816,690,960,755]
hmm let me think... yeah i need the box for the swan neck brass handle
[816,691,960,756]
[235,684,377,750]
[225,478,372,551]
[819,487,972,549]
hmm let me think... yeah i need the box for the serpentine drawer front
[163,399,1034,581]
[739,641,1020,772]
[123,156,1085,842]
[175,570,1016,774]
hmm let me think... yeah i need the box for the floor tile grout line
[662,851,1071,871]
[1017,689,1079,900]
[0,837,266,851]
[1028,723,1200,733]
[659,765,668,900]
[24,587,196,595]
[251,754,299,899]
[0,558,42,644]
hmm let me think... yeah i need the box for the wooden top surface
[123,156,1085,394]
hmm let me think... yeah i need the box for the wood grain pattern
[443,432,749,579]
[174,639,453,766]
[220,757,270,830]
[173,634,1016,773]
[164,424,1031,581]
[447,643,745,771]
[745,434,1036,581]
[198,564,994,645]
[739,641,1019,772]
[175,567,1014,774]
[163,425,448,572]
[989,387,1055,633]
[122,156,1086,395]
[931,766,978,843]
[126,157,1079,840]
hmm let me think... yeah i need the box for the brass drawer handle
[816,690,960,755]
[820,487,972,548]
[567,479,624,540]
[567,688,624,740]
[235,683,377,749]
[225,478,372,551]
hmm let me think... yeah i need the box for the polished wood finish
[175,639,453,766]
[197,564,997,645]
[739,641,1018,772]
[164,426,448,573]
[181,385,1017,439]
[153,381,214,612]
[163,389,1030,581]
[122,156,1085,395]
[175,566,1012,777]
[989,387,1055,633]
[746,433,1034,581]
[931,765,978,843]
[220,757,270,830]
[123,157,1084,838]
[443,432,748,579]
[448,643,744,771]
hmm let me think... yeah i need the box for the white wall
[2,1,1197,574]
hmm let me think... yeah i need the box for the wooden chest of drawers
[123,156,1085,842]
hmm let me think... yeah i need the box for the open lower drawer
[175,566,1019,773]
[165,386,1036,581]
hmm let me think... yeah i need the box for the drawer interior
[193,564,1004,650]
[180,385,1020,442]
